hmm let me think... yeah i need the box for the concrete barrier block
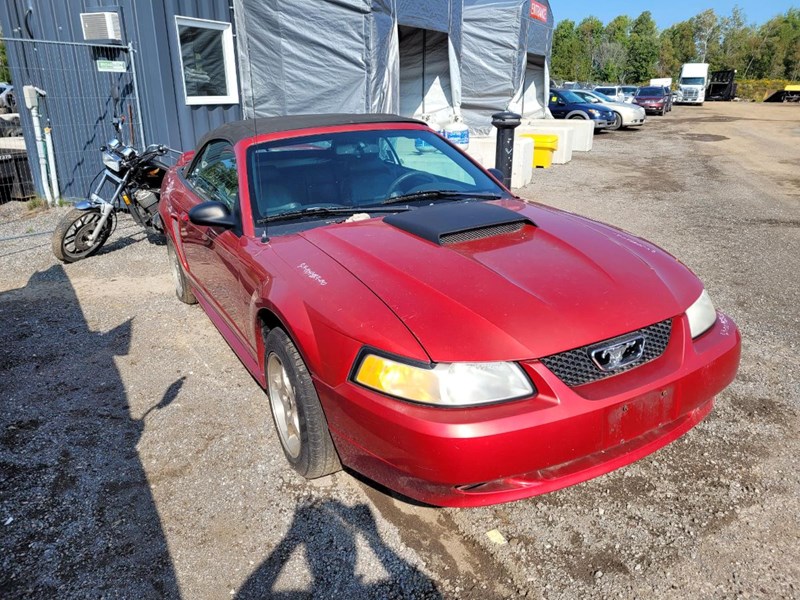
[523,118,594,152]
[464,136,534,189]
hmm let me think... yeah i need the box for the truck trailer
[707,70,737,101]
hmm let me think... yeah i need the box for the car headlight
[353,353,534,406]
[587,109,600,117]
[686,290,717,338]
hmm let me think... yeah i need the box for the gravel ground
[1,102,798,599]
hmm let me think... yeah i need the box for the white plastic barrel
[444,116,470,150]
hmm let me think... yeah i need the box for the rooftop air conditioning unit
[80,12,122,42]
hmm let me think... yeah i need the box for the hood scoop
[384,202,534,246]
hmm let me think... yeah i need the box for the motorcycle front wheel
[52,208,114,263]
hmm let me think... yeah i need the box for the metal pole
[491,111,521,189]
[128,42,146,148]
[23,86,54,206]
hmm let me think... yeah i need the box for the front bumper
[319,313,740,507]
[593,119,612,129]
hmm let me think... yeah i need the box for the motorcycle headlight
[353,353,534,407]
[686,290,717,338]
[102,151,121,172]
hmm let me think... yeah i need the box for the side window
[187,141,238,209]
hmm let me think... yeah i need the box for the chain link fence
[0,38,143,205]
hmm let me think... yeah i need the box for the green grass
[25,196,48,211]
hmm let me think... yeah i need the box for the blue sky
[554,1,797,28]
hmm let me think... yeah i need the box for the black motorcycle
[52,97,173,263]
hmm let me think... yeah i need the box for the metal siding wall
[158,0,242,150]
[0,0,241,200]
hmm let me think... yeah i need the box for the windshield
[680,77,706,86]
[590,91,614,102]
[575,91,601,103]
[621,86,638,94]
[636,87,664,96]
[595,87,616,95]
[557,90,585,104]
[246,129,505,222]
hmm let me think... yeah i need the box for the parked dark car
[633,86,672,115]
[548,90,615,129]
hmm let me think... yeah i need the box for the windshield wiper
[257,205,412,224]
[382,190,504,205]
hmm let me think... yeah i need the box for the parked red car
[159,114,740,507]
[633,86,672,115]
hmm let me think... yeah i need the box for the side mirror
[189,201,237,229]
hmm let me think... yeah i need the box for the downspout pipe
[44,120,60,204]
[23,85,53,206]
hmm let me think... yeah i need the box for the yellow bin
[521,133,559,169]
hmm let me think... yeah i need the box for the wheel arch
[565,110,589,119]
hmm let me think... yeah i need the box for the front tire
[167,236,196,304]
[608,112,623,130]
[52,208,113,263]
[265,328,340,479]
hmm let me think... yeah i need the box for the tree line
[551,8,800,85]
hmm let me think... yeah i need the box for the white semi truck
[676,63,709,105]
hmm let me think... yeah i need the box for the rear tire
[52,208,112,263]
[167,236,196,304]
[265,328,340,479]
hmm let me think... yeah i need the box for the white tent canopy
[232,0,553,133]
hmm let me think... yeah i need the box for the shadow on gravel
[0,264,180,598]
[236,499,441,599]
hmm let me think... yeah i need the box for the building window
[175,16,239,105]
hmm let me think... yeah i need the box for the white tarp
[232,0,553,133]
[461,0,554,133]
[398,27,454,124]
[519,55,549,118]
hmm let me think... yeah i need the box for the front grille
[540,319,672,387]
[440,222,524,245]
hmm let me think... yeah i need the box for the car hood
[299,200,701,362]
[606,101,644,112]
[635,96,664,101]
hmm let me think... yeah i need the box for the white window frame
[174,15,239,106]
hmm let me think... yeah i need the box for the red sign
[530,1,548,22]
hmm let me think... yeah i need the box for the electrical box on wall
[80,12,122,42]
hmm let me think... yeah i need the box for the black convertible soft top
[196,113,425,149]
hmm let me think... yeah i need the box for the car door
[177,140,251,343]
[549,92,568,118]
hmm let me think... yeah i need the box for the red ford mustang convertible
[159,114,740,507]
